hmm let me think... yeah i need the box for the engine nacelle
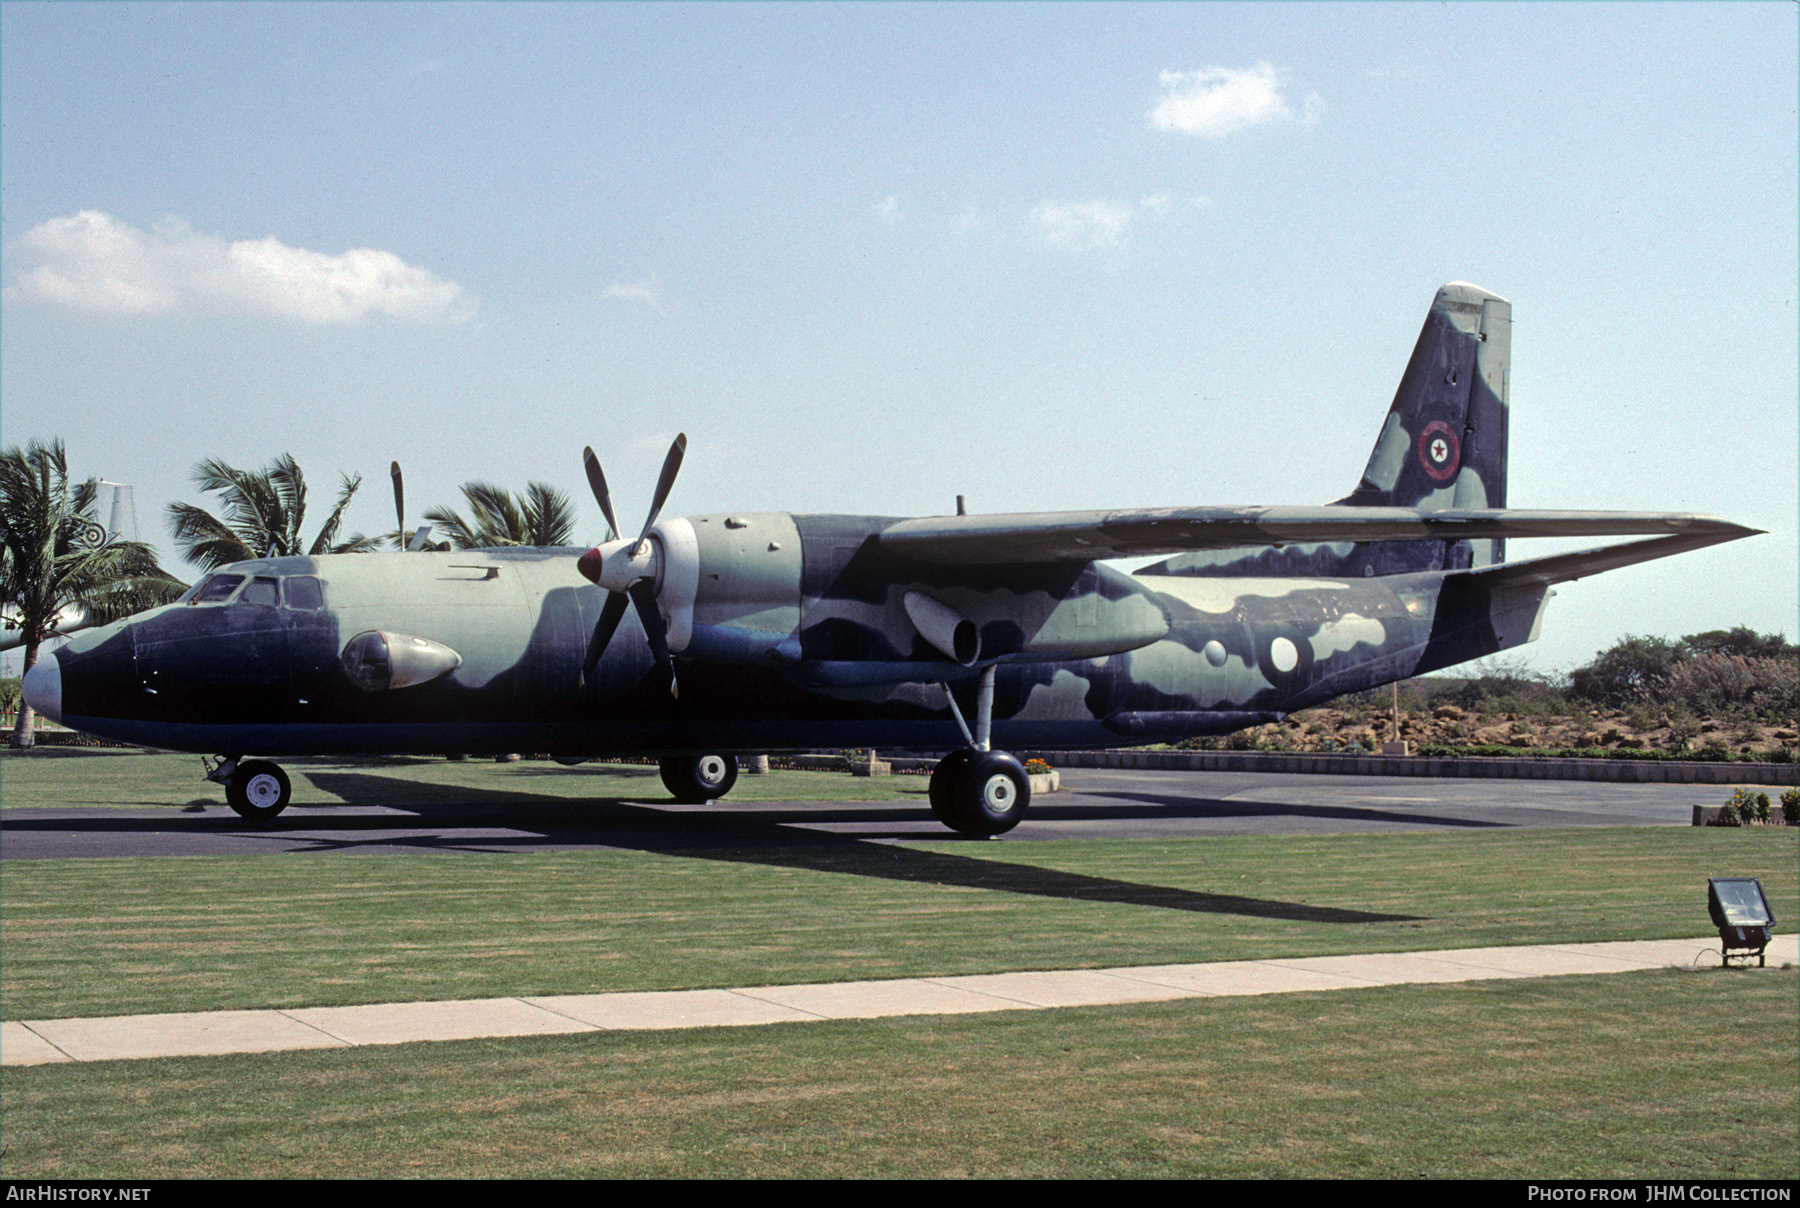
[903,591,981,665]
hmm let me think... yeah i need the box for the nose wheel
[217,758,292,822]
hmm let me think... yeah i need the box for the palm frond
[2,441,185,649]
[523,482,576,546]
[420,505,478,550]
[307,472,363,557]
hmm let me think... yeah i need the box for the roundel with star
[1417,420,1461,483]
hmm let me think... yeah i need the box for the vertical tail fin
[1138,282,1513,582]
[1336,281,1511,569]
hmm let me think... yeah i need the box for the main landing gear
[660,753,739,803]
[928,666,1030,837]
[205,756,293,822]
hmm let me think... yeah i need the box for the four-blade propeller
[577,435,688,698]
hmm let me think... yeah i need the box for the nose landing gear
[205,756,293,822]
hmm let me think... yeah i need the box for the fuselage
[33,511,1538,758]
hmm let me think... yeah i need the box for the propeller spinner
[578,435,688,697]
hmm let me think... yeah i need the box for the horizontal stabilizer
[1454,529,1761,591]
[878,507,1758,566]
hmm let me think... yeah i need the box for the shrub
[1782,789,1799,824]
[1570,636,1681,707]
[1570,629,1798,719]
[1679,627,1798,661]
[1723,788,1769,825]
[1663,654,1799,722]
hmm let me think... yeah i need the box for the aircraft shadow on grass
[36,768,1420,924]
[315,771,1426,923]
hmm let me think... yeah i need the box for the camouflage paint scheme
[32,284,1755,760]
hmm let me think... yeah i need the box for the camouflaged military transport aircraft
[22,283,1758,835]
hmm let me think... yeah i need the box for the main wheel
[937,750,1030,837]
[660,754,739,803]
[928,749,976,826]
[226,760,291,822]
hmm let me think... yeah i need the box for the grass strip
[2,967,1792,1179]
[0,750,928,809]
[4,828,1793,1019]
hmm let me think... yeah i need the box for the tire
[227,760,291,822]
[928,749,976,826]
[660,754,739,803]
[938,750,1030,837]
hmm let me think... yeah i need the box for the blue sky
[3,1,1795,674]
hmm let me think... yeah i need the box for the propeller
[390,461,436,551]
[391,461,404,536]
[577,434,688,697]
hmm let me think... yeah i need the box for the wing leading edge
[877,507,1760,566]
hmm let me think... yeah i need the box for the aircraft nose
[23,653,62,726]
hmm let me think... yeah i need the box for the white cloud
[4,210,475,324]
[873,196,902,227]
[950,208,984,234]
[1149,63,1315,138]
[1030,200,1136,251]
[601,276,665,311]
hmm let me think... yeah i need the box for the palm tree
[424,481,580,549]
[167,454,381,572]
[0,440,186,747]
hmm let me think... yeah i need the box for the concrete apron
[5,935,1793,1067]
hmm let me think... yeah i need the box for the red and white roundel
[1417,420,1461,482]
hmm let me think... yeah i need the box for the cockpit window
[284,576,324,611]
[192,574,245,604]
[240,577,280,607]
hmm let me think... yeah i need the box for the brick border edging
[780,749,1796,785]
[1018,749,1799,785]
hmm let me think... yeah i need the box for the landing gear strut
[660,754,739,803]
[207,756,292,822]
[929,666,1030,837]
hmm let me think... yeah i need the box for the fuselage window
[283,576,325,611]
[240,577,280,607]
[192,574,245,604]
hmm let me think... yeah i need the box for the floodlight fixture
[1707,878,1776,967]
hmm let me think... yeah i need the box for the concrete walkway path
[5,934,1792,1067]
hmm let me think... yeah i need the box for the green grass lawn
[3,750,1795,1178]
[2,968,1792,1179]
[0,748,929,809]
[3,827,1794,1020]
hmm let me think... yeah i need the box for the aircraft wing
[877,507,1760,566]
